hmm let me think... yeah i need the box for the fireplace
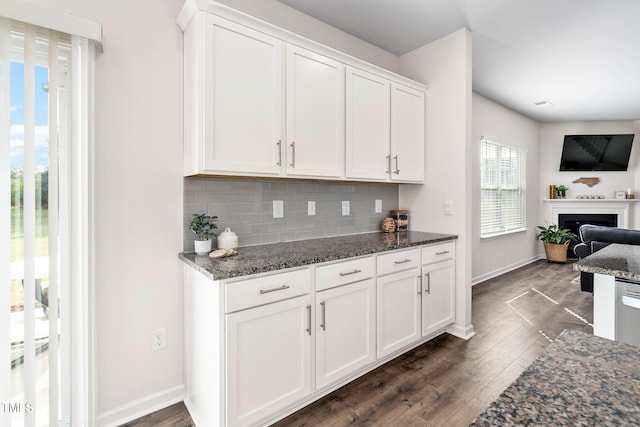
[558,213,618,257]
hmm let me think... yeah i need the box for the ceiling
[278,0,640,123]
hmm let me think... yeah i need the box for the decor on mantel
[537,223,578,263]
[190,213,218,255]
[555,185,568,198]
[572,177,600,187]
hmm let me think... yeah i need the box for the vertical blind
[1,18,71,427]
[480,138,527,237]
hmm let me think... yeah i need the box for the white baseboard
[96,384,185,427]
[472,255,543,286]
[446,323,476,340]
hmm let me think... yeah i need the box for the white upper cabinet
[345,67,390,181]
[391,83,425,182]
[179,3,426,182]
[286,46,344,179]
[200,15,284,175]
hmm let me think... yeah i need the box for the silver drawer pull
[259,284,290,294]
[394,259,412,264]
[339,269,362,277]
[435,250,450,255]
[623,295,640,309]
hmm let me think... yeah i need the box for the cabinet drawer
[422,242,455,265]
[225,269,310,313]
[315,256,375,291]
[377,248,420,276]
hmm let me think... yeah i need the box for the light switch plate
[444,200,453,215]
[375,199,382,213]
[273,200,284,218]
[308,201,316,216]
[342,200,350,216]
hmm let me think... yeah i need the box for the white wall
[398,29,474,339]
[472,94,540,284]
[215,0,399,72]
[539,121,640,228]
[21,0,405,424]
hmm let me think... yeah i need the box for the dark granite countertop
[179,231,457,281]
[573,243,640,281]
[471,329,640,426]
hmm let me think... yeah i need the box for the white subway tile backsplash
[183,177,399,250]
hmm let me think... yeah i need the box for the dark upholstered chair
[573,224,640,292]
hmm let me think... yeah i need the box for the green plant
[536,223,577,244]
[556,185,567,192]
[190,213,218,241]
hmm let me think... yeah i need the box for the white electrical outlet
[342,200,350,216]
[151,328,167,352]
[375,199,382,213]
[308,201,316,216]
[273,200,284,218]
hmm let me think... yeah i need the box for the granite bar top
[471,329,640,426]
[179,231,457,281]
[573,243,640,281]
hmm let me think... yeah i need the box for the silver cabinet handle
[425,273,431,295]
[290,141,295,167]
[394,258,412,264]
[259,284,290,294]
[417,276,422,295]
[306,304,311,335]
[394,155,400,174]
[276,140,282,166]
[435,250,450,255]
[339,269,362,277]
[386,154,391,174]
[320,301,326,330]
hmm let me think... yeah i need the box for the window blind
[1,18,71,427]
[481,139,527,237]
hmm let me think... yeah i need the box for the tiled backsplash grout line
[183,177,400,251]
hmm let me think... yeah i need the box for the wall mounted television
[559,134,635,171]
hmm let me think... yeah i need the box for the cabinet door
[316,279,376,389]
[377,267,421,358]
[226,295,312,427]
[422,260,455,337]
[345,67,390,181]
[286,45,344,178]
[204,16,283,175]
[390,82,425,183]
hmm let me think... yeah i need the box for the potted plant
[537,223,578,263]
[190,213,218,255]
[556,185,568,198]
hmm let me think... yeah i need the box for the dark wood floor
[123,260,592,427]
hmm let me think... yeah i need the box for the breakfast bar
[573,243,640,343]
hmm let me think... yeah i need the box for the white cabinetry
[315,276,375,388]
[345,67,390,181]
[224,269,312,427]
[286,46,344,178]
[179,3,426,182]
[194,15,283,176]
[345,69,426,183]
[421,243,455,337]
[390,83,425,182]
[376,249,422,358]
[183,239,456,427]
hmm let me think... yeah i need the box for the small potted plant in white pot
[190,213,218,255]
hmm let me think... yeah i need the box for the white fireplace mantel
[543,199,640,229]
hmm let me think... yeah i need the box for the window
[1,10,99,426]
[480,138,527,238]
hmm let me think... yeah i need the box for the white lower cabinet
[376,267,422,358]
[315,278,376,389]
[226,294,312,427]
[184,241,456,427]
